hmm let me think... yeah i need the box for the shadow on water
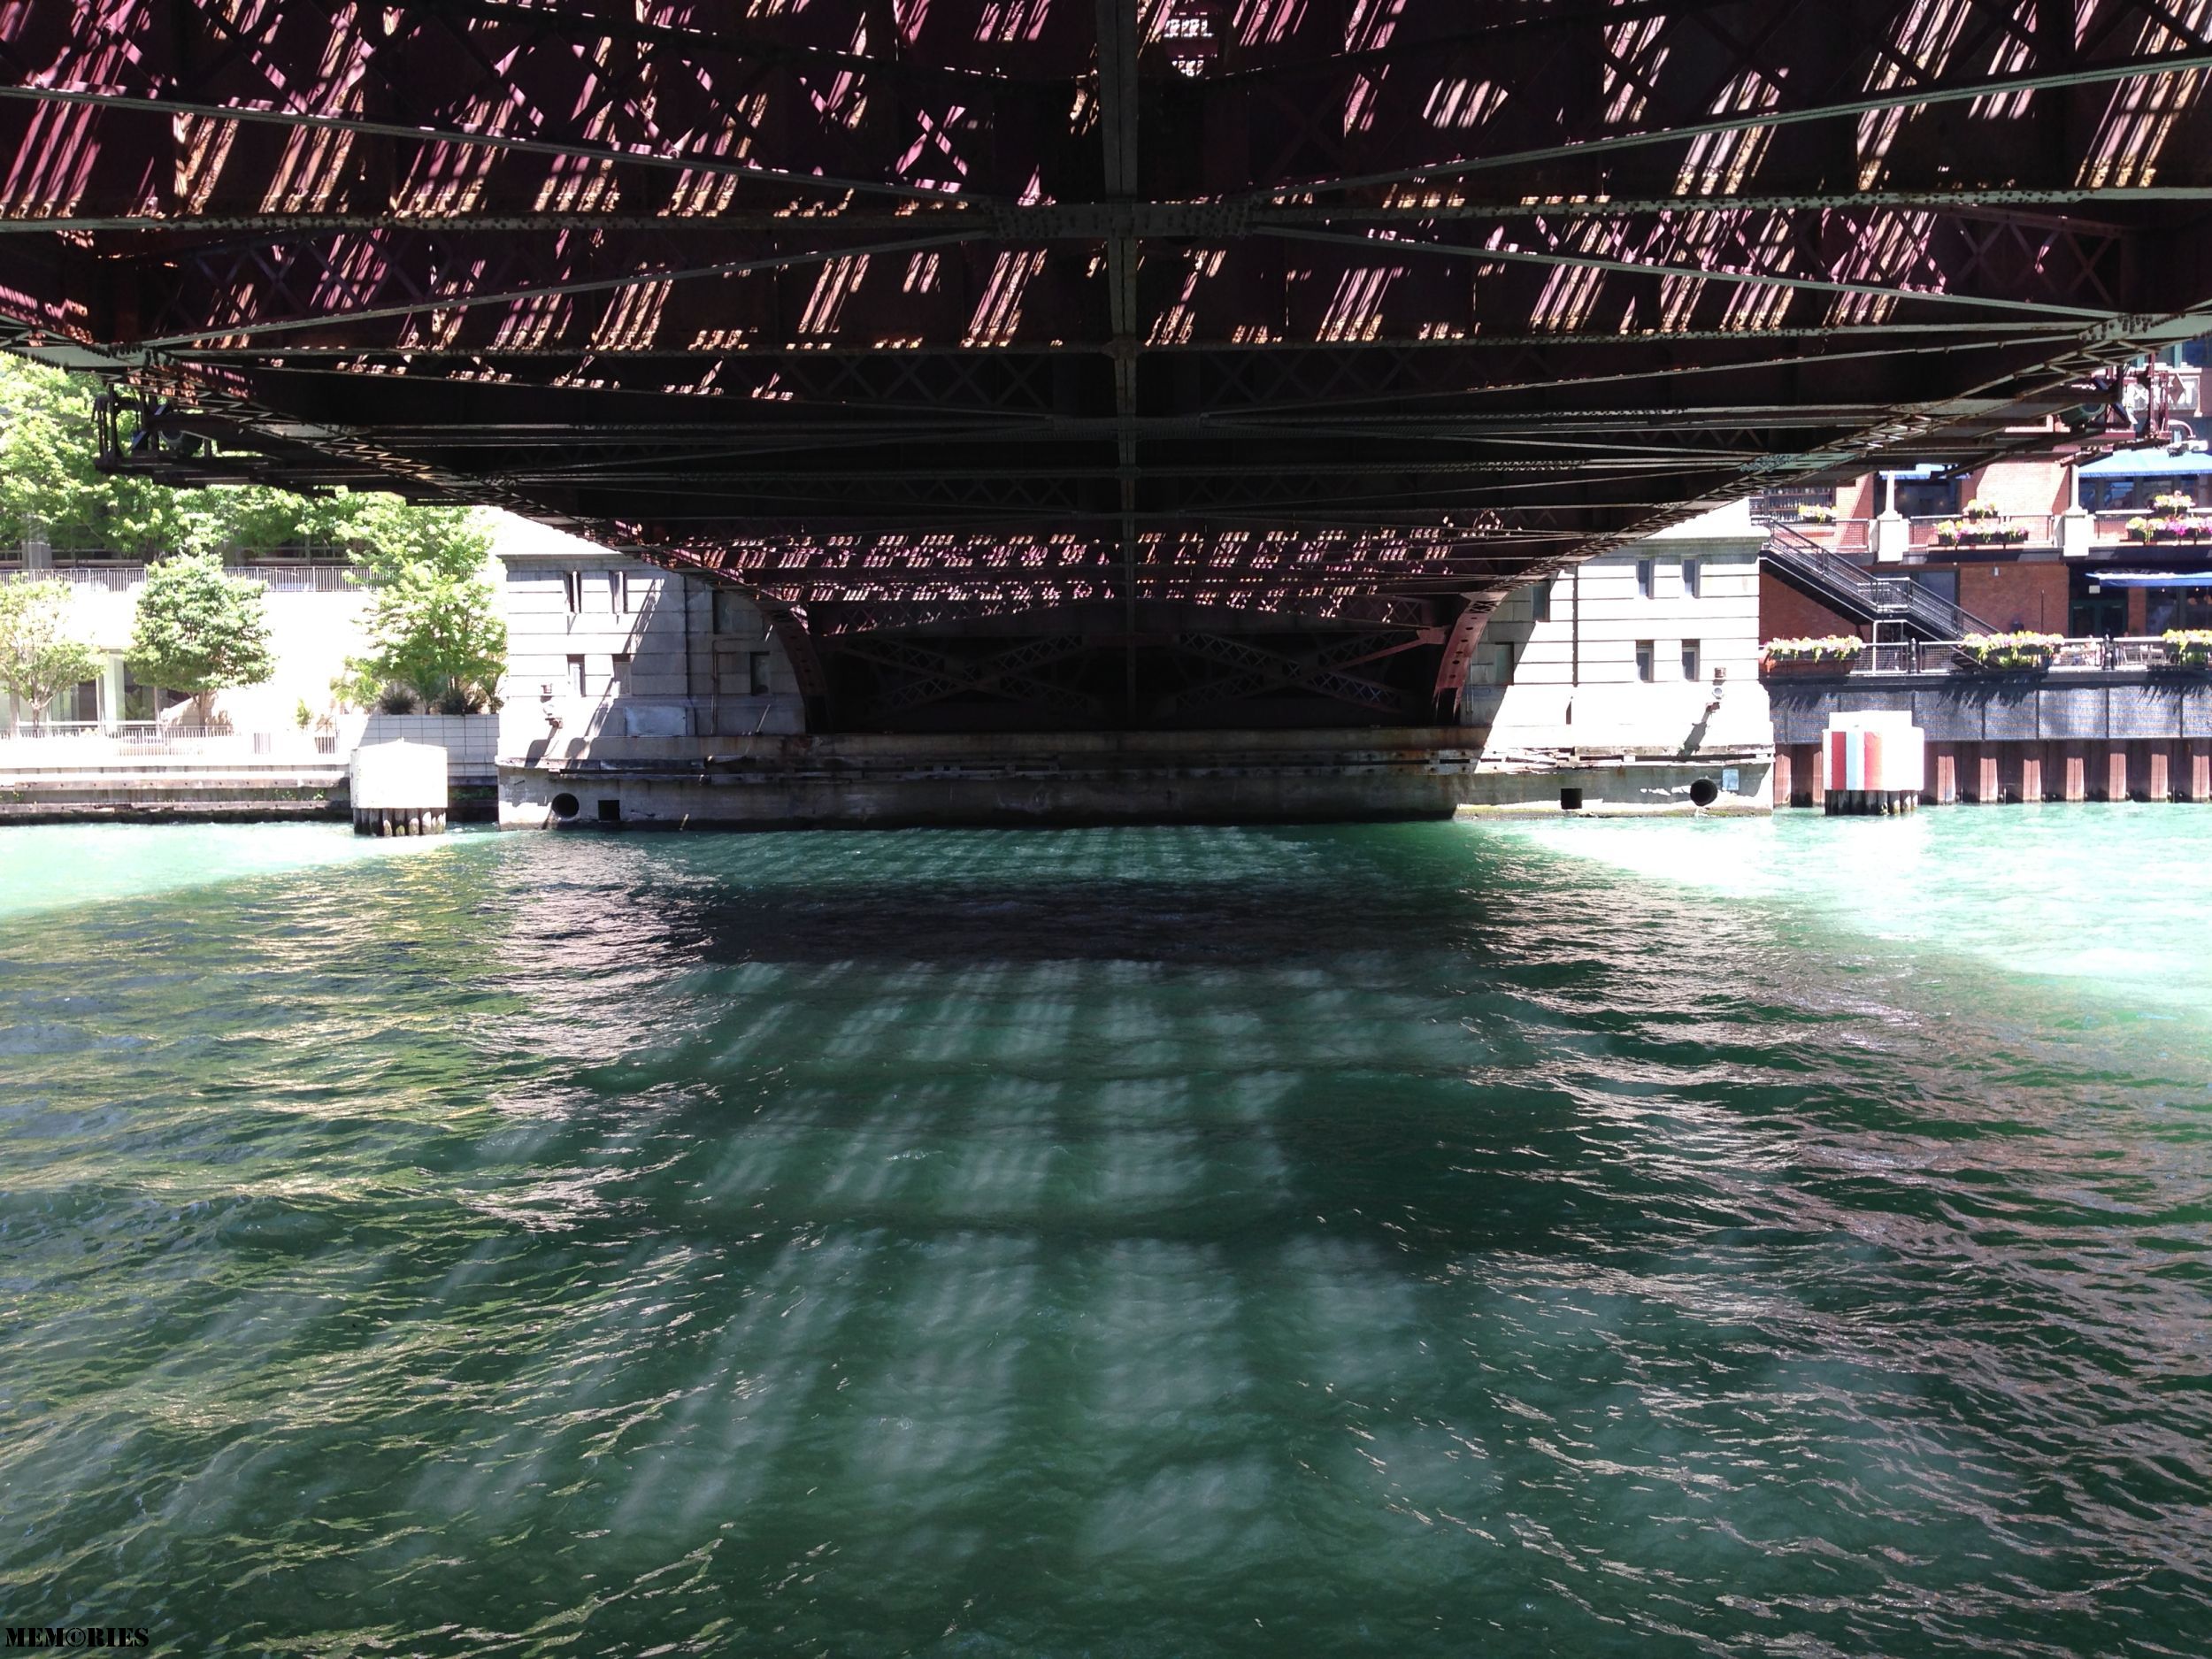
[1,820,2208,1657]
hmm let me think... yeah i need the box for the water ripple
[0,818,2208,1656]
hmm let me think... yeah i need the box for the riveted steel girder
[5,0,2212,727]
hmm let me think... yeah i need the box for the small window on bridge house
[606,572,623,613]
[561,571,584,612]
[713,590,751,635]
[617,572,641,612]
[1681,559,1701,598]
[749,652,772,695]
[1635,641,1655,682]
[1636,558,1655,598]
[566,654,586,695]
[611,653,632,693]
[1533,580,1554,623]
[1682,640,1701,681]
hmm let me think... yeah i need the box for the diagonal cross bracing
[4,0,2212,729]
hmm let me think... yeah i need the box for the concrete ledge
[497,731,1771,829]
[0,798,344,823]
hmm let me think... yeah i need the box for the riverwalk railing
[1767,636,2192,677]
[0,563,357,594]
[0,723,341,761]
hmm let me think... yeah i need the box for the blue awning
[2077,448,2212,477]
[2091,572,2212,588]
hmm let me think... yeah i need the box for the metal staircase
[1758,518,1995,641]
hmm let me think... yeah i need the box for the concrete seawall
[1766,673,2212,804]
[500,729,1771,829]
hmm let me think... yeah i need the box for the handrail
[1757,516,1995,640]
[1766,636,2192,677]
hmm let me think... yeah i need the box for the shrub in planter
[1763,634,1863,667]
[2123,513,2208,541]
[1962,496,2001,521]
[2154,491,2197,514]
[1955,631,2062,672]
[1796,504,1836,524]
[1944,518,2028,547]
[2163,629,2212,667]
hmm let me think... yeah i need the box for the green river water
[1,810,2208,1656]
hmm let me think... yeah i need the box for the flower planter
[1953,632,2062,674]
[1761,657,1858,676]
[2162,631,2212,672]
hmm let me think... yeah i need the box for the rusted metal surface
[4,2,2212,725]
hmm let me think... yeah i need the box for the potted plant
[1796,503,1836,525]
[2162,628,2212,669]
[1944,500,2029,547]
[2126,499,2212,541]
[1761,634,1863,674]
[1954,631,2062,672]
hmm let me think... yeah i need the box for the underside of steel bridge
[4,1,2212,729]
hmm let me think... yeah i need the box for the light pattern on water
[0,821,458,920]
[1,817,2208,1657]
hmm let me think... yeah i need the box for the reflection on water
[1,818,2208,1656]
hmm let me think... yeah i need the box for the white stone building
[1459,500,1774,793]
[0,557,367,734]
[494,517,803,769]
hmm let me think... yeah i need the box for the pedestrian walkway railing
[0,563,357,593]
[0,723,342,760]
[1766,637,2195,677]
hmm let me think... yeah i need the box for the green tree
[0,578,104,732]
[342,508,507,713]
[0,357,199,555]
[127,552,276,724]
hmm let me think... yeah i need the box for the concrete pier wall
[1767,673,2212,804]
[498,728,1771,829]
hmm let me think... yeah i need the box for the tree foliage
[342,509,506,713]
[127,553,277,716]
[1,355,510,715]
[0,578,104,729]
[0,358,196,555]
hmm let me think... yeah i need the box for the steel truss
[5,0,2212,727]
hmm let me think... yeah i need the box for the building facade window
[1636,558,1655,598]
[1680,559,1700,597]
[1681,640,1701,680]
[1893,477,1962,518]
[1634,641,1655,682]
[749,652,772,695]
[606,572,623,613]
[561,571,584,612]
[617,572,639,612]
[712,590,751,635]
[1533,579,1554,623]
[566,653,586,695]
[611,652,632,693]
